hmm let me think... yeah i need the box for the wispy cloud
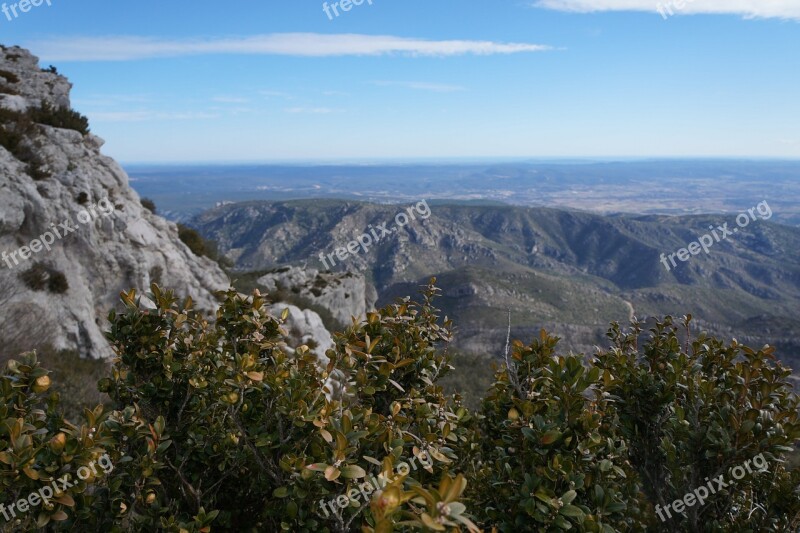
[212,96,250,104]
[371,81,466,92]
[532,0,800,20]
[72,94,153,107]
[284,107,342,114]
[86,111,219,122]
[260,90,294,99]
[27,33,552,62]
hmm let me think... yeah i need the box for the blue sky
[2,0,799,162]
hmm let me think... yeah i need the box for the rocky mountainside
[194,199,800,367]
[0,46,231,359]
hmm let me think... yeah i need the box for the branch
[165,456,202,513]
[231,413,282,484]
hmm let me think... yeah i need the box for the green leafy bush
[596,316,800,532]
[1,284,798,532]
[176,224,207,257]
[27,349,112,422]
[473,331,648,531]
[28,102,90,136]
[0,354,114,532]
[94,282,477,532]
[177,224,234,270]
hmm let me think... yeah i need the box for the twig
[231,413,282,483]
[503,309,512,371]
[165,456,202,512]
[503,310,523,396]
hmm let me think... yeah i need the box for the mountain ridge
[194,199,800,365]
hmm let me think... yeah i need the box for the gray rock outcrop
[268,302,335,362]
[0,46,231,359]
[258,266,377,326]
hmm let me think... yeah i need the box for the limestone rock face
[257,265,377,326]
[0,46,230,359]
[268,303,334,362]
[0,46,71,110]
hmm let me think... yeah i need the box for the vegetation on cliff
[1,282,798,532]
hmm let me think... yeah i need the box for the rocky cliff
[0,46,231,359]
[258,266,377,326]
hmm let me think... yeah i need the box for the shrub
[24,349,112,422]
[19,262,49,291]
[473,332,648,531]
[596,316,800,532]
[0,108,52,180]
[470,317,800,532]
[438,351,495,410]
[47,270,69,294]
[149,265,163,285]
[0,107,34,156]
[0,353,114,531]
[1,284,798,532]
[176,223,207,257]
[26,162,52,181]
[177,223,234,270]
[96,282,478,532]
[140,198,156,214]
[0,69,19,83]
[28,102,90,135]
[19,263,69,294]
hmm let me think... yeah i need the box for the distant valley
[128,160,800,225]
[190,199,800,374]
[126,160,800,376]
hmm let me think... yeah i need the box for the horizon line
[120,156,800,167]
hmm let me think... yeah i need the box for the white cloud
[284,107,341,114]
[26,33,552,62]
[87,111,219,122]
[533,0,800,20]
[371,81,466,92]
[260,90,294,99]
[72,94,153,107]
[212,96,250,104]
